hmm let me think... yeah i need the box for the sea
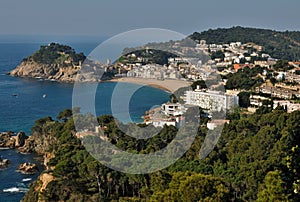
[0,42,170,201]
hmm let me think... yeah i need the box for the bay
[0,42,170,201]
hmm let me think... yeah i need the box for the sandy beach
[109,78,192,93]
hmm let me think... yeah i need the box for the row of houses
[256,84,300,99]
[273,100,300,113]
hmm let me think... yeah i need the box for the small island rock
[0,156,11,168]
[17,162,39,174]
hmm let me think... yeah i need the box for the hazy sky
[1,0,300,38]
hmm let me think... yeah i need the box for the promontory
[9,43,86,82]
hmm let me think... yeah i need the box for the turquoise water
[0,43,170,201]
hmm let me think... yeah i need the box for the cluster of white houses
[144,86,239,129]
[143,103,186,128]
[125,64,180,80]
[195,40,276,69]
[273,100,300,113]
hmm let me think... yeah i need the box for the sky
[0,0,300,41]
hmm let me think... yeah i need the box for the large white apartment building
[184,87,239,112]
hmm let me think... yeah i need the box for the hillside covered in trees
[21,105,300,201]
[190,26,300,61]
[9,43,87,82]
[26,43,86,66]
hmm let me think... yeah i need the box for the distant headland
[9,43,86,82]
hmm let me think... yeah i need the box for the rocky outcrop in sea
[17,162,39,174]
[0,132,28,149]
[9,60,80,82]
[0,156,10,168]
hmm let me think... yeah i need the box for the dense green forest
[190,26,300,61]
[22,104,300,201]
[225,66,265,90]
[24,43,86,66]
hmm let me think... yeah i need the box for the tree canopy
[23,107,300,201]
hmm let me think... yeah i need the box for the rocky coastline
[8,42,99,83]
[0,131,51,173]
[0,131,28,149]
[9,60,80,83]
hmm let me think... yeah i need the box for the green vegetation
[22,106,300,201]
[211,50,225,60]
[191,79,207,90]
[226,66,264,90]
[190,26,300,60]
[120,49,178,65]
[238,92,251,108]
[25,43,86,65]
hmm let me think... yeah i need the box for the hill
[190,26,300,61]
[28,43,86,66]
[9,43,87,82]
[20,107,300,201]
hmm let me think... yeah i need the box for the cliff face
[0,132,28,148]
[18,130,57,155]
[9,60,80,82]
[19,125,58,202]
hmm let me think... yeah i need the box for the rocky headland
[9,60,81,82]
[9,43,86,82]
[0,128,55,172]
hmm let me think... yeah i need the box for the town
[101,39,300,129]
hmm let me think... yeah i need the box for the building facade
[184,88,239,112]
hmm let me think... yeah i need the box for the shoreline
[108,77,191,93]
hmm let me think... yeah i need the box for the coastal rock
[0,132,30,149]
[18,136,35,154]
[9,60,80,82]
[17,162,39,174]
[39,173,54,191]
[0,156,11,168]
[15,132,28,147]
[44,152,55,170]
[0,132,16,148]
[18,130,57,155]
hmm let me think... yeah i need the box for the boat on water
[42,94,47,98]
[22,178,32,182]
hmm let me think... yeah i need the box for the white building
[151,116,185,128]
[152,119,177,128]
[161,103,186,116]
[273,100,300,113]
[144,103,186,128]
[250,95,271,107]
[184,87,239,112]
[207,119,230,130]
